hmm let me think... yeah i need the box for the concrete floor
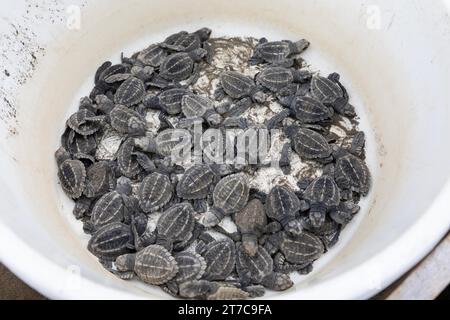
[0,264,45,300]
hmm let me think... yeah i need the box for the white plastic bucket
[1,0,450,299]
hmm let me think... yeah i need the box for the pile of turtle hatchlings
[56,28,371,300]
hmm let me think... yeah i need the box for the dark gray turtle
[273,252,312,274]
[310,74,343,105]
[178,280,220,299]
[62,127,98,156]
[138,172,173,213]
[109,105,147,136]
[67,109,104,136]
[176,164,216,200]
[200,239,236,281]
[327,73,356,117]
[117,138,142,178]
[265,109,291,130]
[136,44,168,67]
[256,66,311,92]
[203,173,250,227]
[87,222,134,263]
[181,94,223,126]
[286,125,332,163]
[303,175,341,228]
[329,201,360,225]
[87,177,135,232]
[207,286,249,300]
[57,152,86,199]
[173,251,207,283]
[114,77,146,106]
[216,71,265,102]
[300,216,342,250]
[98,63,130,85]
[143,88,192,115]
[155,128,192,157]
[160,27,211,52]
[159,48,207,82]
[265,186,303,236]
[236,244,273,285]
[250,38,310,65]
[233,199,267,256]
[154,202,195,250]
[260,272,294,291]
[83,161,116,198]
[73,196,94,220]
[290,96,334,124]
[115,245,178,285]
[334,152,371,196]
[264,231,324,265]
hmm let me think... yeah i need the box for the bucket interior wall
[1,0,450,299]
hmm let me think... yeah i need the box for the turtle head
[194,27,212,41]
[115,253,136,272]
[116,176,132,196]
[241,234,258,257]
[284,219,303,236]
[291,39,310,54]
[189,48,208,62]
[143,94,161,109]
[128,117,147,136]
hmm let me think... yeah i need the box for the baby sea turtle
[233,199,267,256]
[286,125,332,163]
[207,286,250,300]
[114,77,146,106]
[176,164,216,200]
[178,280,220,299]
[87,222,134,263]
[144,88,192,115]
[329,201,360,225]
[137,44,168,67]
[87,177,135,232]
[250,38,310,65]
[138,172,173,213]
[173,251,207,283]
[200,239,236,281]
[115,245,178,285]
[203,173,250,227]
[83,161,116,198]
[265,231,324,265]
[62,129,98,156]
[67,109,104,136]
[116,138,142,178]
[310,74,343,105]
[155,203,195,250]
[109,105,147,136]
[290,96,334,124]
[256,67,311,92]
[216,71,265,103]
[155,128,192,157]
[260,272,294,291]
[327,73,356,117]
[300,216,342,250]
[159,48,207,82]
[181,94,223,126]
[56,149,86,199]
[161,28,211,52]
[334,152,371,196]
[236,244,273,285]
[265,186,303,235]
[303,175,341,228]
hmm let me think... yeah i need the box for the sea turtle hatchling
[85,177,136,232]
[56,149,86,199]
[109,105,147,136]
[154,128,192,158]
[265,186,303,236]
[114,77,146,106]
[256,66,311,93]
[158,48,207,82]
[136,44,168,67]
[207,286,250,300]
[264,231,324,265]
[83,161,116,198]
[236,244,273,285]
[310,74,343,105]
[176,164,217,200]
[172,251,207,283]
[290,96,334,124]
[334,152,371,196]
[143,88,192,115]
[67,109,104,136]
[286,125,332,163]
[202,173,250,227]
[87,222,134,264]
[250,38,310,66]
[62,128,98,157]
[115,245,178,285]
[302,175,341,228]
[181,94,223,126]
[200,239,236,281]
[160,28,212,52]
[233,199,267,256]
[215,71,265,103]
[138,172,173,213]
